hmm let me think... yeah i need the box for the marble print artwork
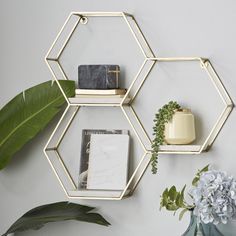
[87,134,130,190]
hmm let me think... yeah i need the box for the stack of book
[69,64,130,104]
[69,89,131,104]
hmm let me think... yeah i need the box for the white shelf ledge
[68,189,130,198]
[159,145,201,153]
[68,97,131,105]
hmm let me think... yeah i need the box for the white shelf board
[159,145,201,153]
[68,96,131,105]
[68,189,130,198]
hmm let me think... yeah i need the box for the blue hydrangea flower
[189,169,236,225]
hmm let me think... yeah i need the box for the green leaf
[0,80,75,170]
[175,193,181,206]
[179,185,186,206]
[2,201,110,236]
[160,188,169,209]
[179,208,188,221]
[180,185,186,195]
[192,177,199,187]
[200,165,209,172]
[192,165,209,186]
[169,186,177,201]
[166,204,179,211]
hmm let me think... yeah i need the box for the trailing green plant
[151,101,181,174]
[160,165,209,220]
[2,201,110,236]
[0,80,75,170]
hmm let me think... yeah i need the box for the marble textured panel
[78,65,120,89]
[87,134,130,190]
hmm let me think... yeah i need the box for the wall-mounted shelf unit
[44,12,234,200]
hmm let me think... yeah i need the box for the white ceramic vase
[164,109,196,145]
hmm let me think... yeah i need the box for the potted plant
[151,101,196,174]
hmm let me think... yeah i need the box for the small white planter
[165,108,196,144]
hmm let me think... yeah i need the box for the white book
[78,129,129,189]
[87,134,130,190]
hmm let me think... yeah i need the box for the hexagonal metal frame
[44,12,156,200]
[44,12,234,200]
[123,57,234,154]
[44,105,149,200]
[45,11,156,106]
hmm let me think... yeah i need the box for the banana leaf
[0,80,75,170]
[2,201,110,236]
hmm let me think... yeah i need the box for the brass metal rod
[46,58,58,61]
[203,60,234,106]
[43,150,70,197]
[45,12,74,59]
[122,13,148,58]
[129,154,151,195]
[154,57,203,62]
[45,147,57,151]
[45,60,70,104]
[131,16,156,57]
[120,106,147,152]
[130,60,156,102]
[200,106,232,152]
[57,16,81,59]
[121,59,147,105]
[71,12,125,17]
[56,150,77,189]
[57,60,69,81]
[44,105,70,151]
[55,106,80,148]
[130,105,152,145]
[120,152,148,199]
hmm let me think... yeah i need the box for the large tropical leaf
[0,80,75,170]
[2,201,110,236]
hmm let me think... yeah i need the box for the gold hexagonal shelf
[44,105,149,200]
[44,12,234,200]
[45,11,156,106]
[123,57,234,154]
[44,12,155,200]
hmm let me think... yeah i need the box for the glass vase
[182,211,224,236]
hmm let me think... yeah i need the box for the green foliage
[151,101,181,174]
[0,80,75,170]
[160,185,191,220]
[2,201,110,236]
[192,165,209,186]
[160,165,210,220]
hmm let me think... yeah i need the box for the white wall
[1,0,236,235]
